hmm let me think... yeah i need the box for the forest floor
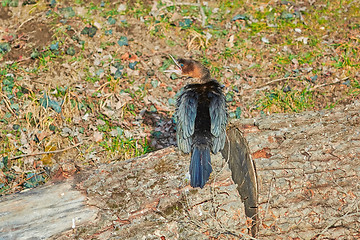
[0,0,359,194]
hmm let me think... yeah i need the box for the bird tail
[190,143,212,188]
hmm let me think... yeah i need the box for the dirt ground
[0,0,359,195]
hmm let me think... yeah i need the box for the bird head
[164,55,210,81]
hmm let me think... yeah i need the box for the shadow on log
[1,101,360,239]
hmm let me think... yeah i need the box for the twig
[96,82,111,92]
[197,0,206,27]
[16,12,43,32]
[0,92,18,117]
[311,77,349,90]
[317,197,360,238]
[264,177,275,220]
[317,210,360,237]
[255,77,298,90]
[10,142,83,160]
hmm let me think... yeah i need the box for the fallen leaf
[121,52,130,61]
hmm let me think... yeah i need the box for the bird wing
[175,87,198,153]
[209,83,227,153]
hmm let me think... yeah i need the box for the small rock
[110,129,118,137]
[94,22,102,29]
[292,58,299,67]
[93,131,103,142]
[127,69,139,76]
[110,66,117,74]
[61,127,72,137]
[261,37,270,44]
[117,4,126,12]
[124,130,132,139]
[94,58,101,66]
[82,113,90,121]
[295,37,308,44]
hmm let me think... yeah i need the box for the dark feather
[175,88,198,153]
[190,144,212,188]
[208,82,227,153]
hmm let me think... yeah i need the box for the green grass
[100,136,152,160]
[256,87,314,113]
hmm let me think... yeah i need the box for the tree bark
[1,101,359,239]
[224,100,360,239]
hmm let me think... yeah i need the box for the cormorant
[165,55,227,188]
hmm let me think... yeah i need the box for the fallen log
[224,100,360,239]
[0,101,359,239]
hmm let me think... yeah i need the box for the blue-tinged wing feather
[175,88,198,153]
[209,85,227,153]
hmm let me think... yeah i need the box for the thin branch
[317,210,360,237]
[0,92,18,117]
[311,77,349,90]
[254,77,298,90]
[197,0,206,27]
[10,142,83,160]
[16,12,43,32]
[255,76,349,91]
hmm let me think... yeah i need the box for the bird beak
[164,54,182,75]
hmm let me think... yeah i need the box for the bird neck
[198,68,211,83]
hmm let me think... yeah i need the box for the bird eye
[180,63,184,67]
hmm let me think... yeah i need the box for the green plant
[256,87,314,113]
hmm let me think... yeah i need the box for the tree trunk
[1,101,359,239]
